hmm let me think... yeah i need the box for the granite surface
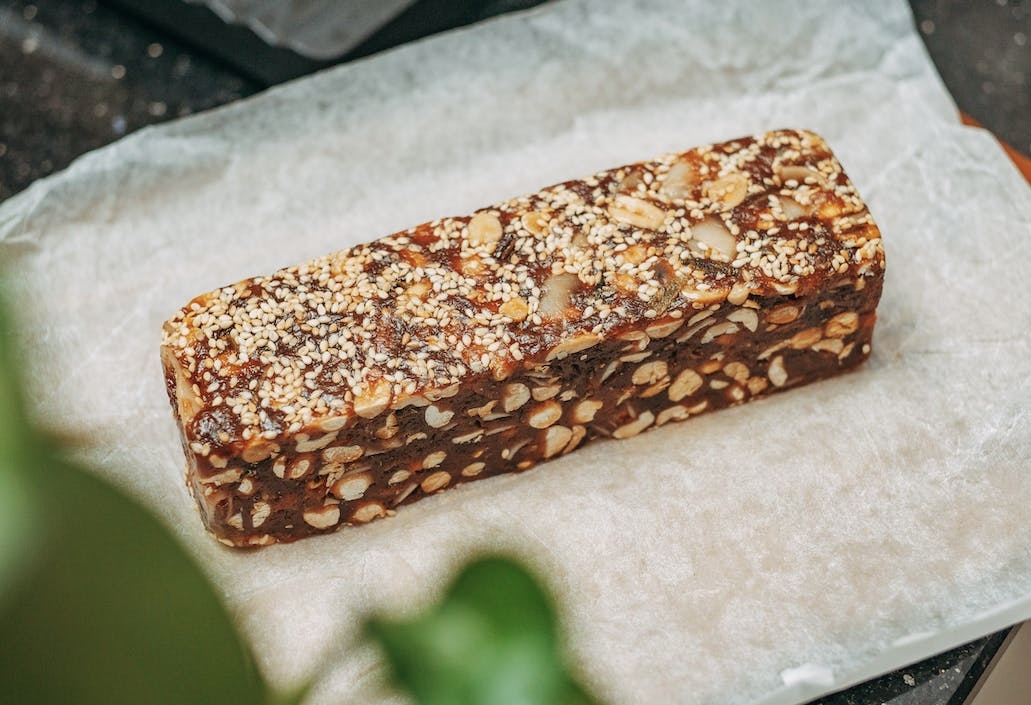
[0,1,1026,703]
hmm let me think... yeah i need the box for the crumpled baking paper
[2,1,1031,704]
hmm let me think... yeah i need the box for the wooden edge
[961,112,1031,184]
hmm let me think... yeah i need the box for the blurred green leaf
[0,299,41,606]
[366,556,601,705]
[0,288,284,705]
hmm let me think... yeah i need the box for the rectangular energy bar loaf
[161,129,885,547]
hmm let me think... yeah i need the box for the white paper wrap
[2,1,1031,704]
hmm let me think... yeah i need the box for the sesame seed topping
[162,129,883,445]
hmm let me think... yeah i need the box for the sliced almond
[702,173,750,210]
[542,425,573,458]
[632,360,669,386]
[303,504,340,529]
[461,462,486,477]
[645,318,684,339]
[789,327,823,349]
[501,382,531,412]
[608,194,667,230]
[768,355,788,387]
[659,160,699,199]
[422,451,447,469]
[656,406,690,426]
[546,333,601,361]
[571,399,603,424]
[323,445,364,464]
[701,320,739,344]
[690,217,737,260]
[295,433,336,454]
[538,273,578,319]
[332,472,372,501]
[528,400,563,429]
[612,411,655,439]
[825,312,859,338]
[767,305,801,325]
[241,440,280,464]
[669,369,703,402]
[351,502,386,524]
[727,308,758,332]
[521,210,550,236]
[421,471,451,493]
[726,281,751,306]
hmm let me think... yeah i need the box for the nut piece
[703,173,750,210]
[645,318,684,339]
[723,361,749,383]
[521,210,550,235]
[669,368,703,402]
[423,451,447,469]
[425,404,455,429]
[767,305,801,325]
[375,413,400,439]
[241,440,280,464]
[421,471,451,493]
[727,282,751,306]
[571,399,603,424]
[565,425,587,453]
[727,308,758,332]
[632,360,669,386]
[467,212,503,247]
[501,382,531,412]
[659,160,700,199]
[531,384,561,401]
[354,378,392,419]
[317,415,350,433]
[461,462,486,477]
[303,504,341,530]
[656,406,690,426]
[528,400,563,429]
[500,296,530,322]
[608,194,667,230]
[812,338,844,354]
[295,433,336,453]
[768,355,788,387]
[546,333,601,361]
[825,312,859,338]
[538,273,578,319]
[352,502,386,524]
[789,327,823,349]
[332,473,372,501]
[542,425,573,458]
[776,164,826,187]
[612,411,655,439]
[690,217,737,260]
[701,320,739,344]
[323,445,364,464]
[251,502,271,528]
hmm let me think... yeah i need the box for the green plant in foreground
[0,290,601,705]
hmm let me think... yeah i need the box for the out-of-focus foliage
[367,556,601,705]
[0,294,288,705]
[0,287,600,705]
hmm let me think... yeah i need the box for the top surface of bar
[161,129,884,447]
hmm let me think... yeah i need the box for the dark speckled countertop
[0,1,1028,703]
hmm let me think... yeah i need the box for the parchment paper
[3,1,1031,704]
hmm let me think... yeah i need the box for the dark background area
[0,1,1028,703]
[0,0,1028,202]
